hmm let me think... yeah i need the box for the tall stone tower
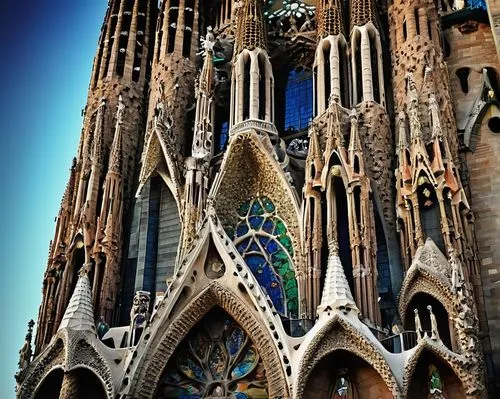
[34,0,157,351]
[17,0,500,398]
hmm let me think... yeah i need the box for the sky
[0,1,107,396]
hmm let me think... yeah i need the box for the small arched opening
[304,350,392,399]
[70,368,107,399]
[33,368,64,399]
[405,292,453,350]
[407,351,466,399]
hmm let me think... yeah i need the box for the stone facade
[16,0,500,398]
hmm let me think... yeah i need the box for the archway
[69,368,107,399]
[155,307,268,398]
[33,368,63,399]
[407,350,465,399]
[303,350,392,399]
[405,292,453,350]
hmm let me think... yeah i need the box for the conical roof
[58,271,96,333]
[317,243,358,315]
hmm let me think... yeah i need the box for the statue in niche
[429,364,445,398]
[128,290,150,346]
[331,374,353,398]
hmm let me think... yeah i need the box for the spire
[235,0,267,54]
[350,0,378,28]
[108,95,125,174]
[317,0,345,37]
[58,269,96,333]
[317,241,358,317]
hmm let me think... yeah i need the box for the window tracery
[225,196,299,318]
[157,309,268,398]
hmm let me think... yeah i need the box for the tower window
[284,68,313,136]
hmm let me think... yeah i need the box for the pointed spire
[350,0,378,28]
[317,240,358,317]
[108,95,125,174]
[58,268,96,333]
[317,0,345,37]
[235,0,267,54]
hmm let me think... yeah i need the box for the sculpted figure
[129,290,151,346]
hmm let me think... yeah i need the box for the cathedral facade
[15,0,500,398]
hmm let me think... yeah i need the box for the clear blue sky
[0,1,107,396]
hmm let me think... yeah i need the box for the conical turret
[58,269,96,333]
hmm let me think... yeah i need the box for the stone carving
[129,290,151,347]
[18,320,35,371]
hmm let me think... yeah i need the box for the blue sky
[0,1,107,396]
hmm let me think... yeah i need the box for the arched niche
[303,350,392,399]
[33,368,64,399]
[405,292,453,350]
[67,367,108,399]
[156,307,268,398]
[130,283,288,398]
[406,350,466,399]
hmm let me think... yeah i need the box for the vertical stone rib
[125,0,140,80]
[107,0,126,77]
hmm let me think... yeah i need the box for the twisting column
[34,0,157,352]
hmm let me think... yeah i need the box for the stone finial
[235,0,267,53]
[428,305,440,341]
[414,308,423,341]
[18,320,35,370]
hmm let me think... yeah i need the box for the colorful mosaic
[225,197,298,318]
[157,309,268,398]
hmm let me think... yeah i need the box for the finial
[18,320,35,370]
[428,305,440,341]
[414,308,423,341]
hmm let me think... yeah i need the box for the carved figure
[129,290,151,346]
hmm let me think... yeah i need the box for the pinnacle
[58,271,96,333]
[317,244,358,316]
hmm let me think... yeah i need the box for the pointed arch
[295,315,400,397]
[32,367,64,399]
[398,240,455,322]
[211,130,303,275]
[403,343,471,398]
[17,339,65,399]
[129,282,288,398]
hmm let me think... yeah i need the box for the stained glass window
[284,69,313,136]
[225,197,298,318]
[157,309,268,398]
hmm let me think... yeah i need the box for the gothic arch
[403,343,470,398]
[138,128,182,205]
[398,248,455,323]
[295,315,400,397]
[129,282,288,398]
[32,367,64,399]
[210,130,304,276]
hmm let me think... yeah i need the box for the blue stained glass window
[226,197,299,317]
[284,69,313,135]
[219,121,229,150]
